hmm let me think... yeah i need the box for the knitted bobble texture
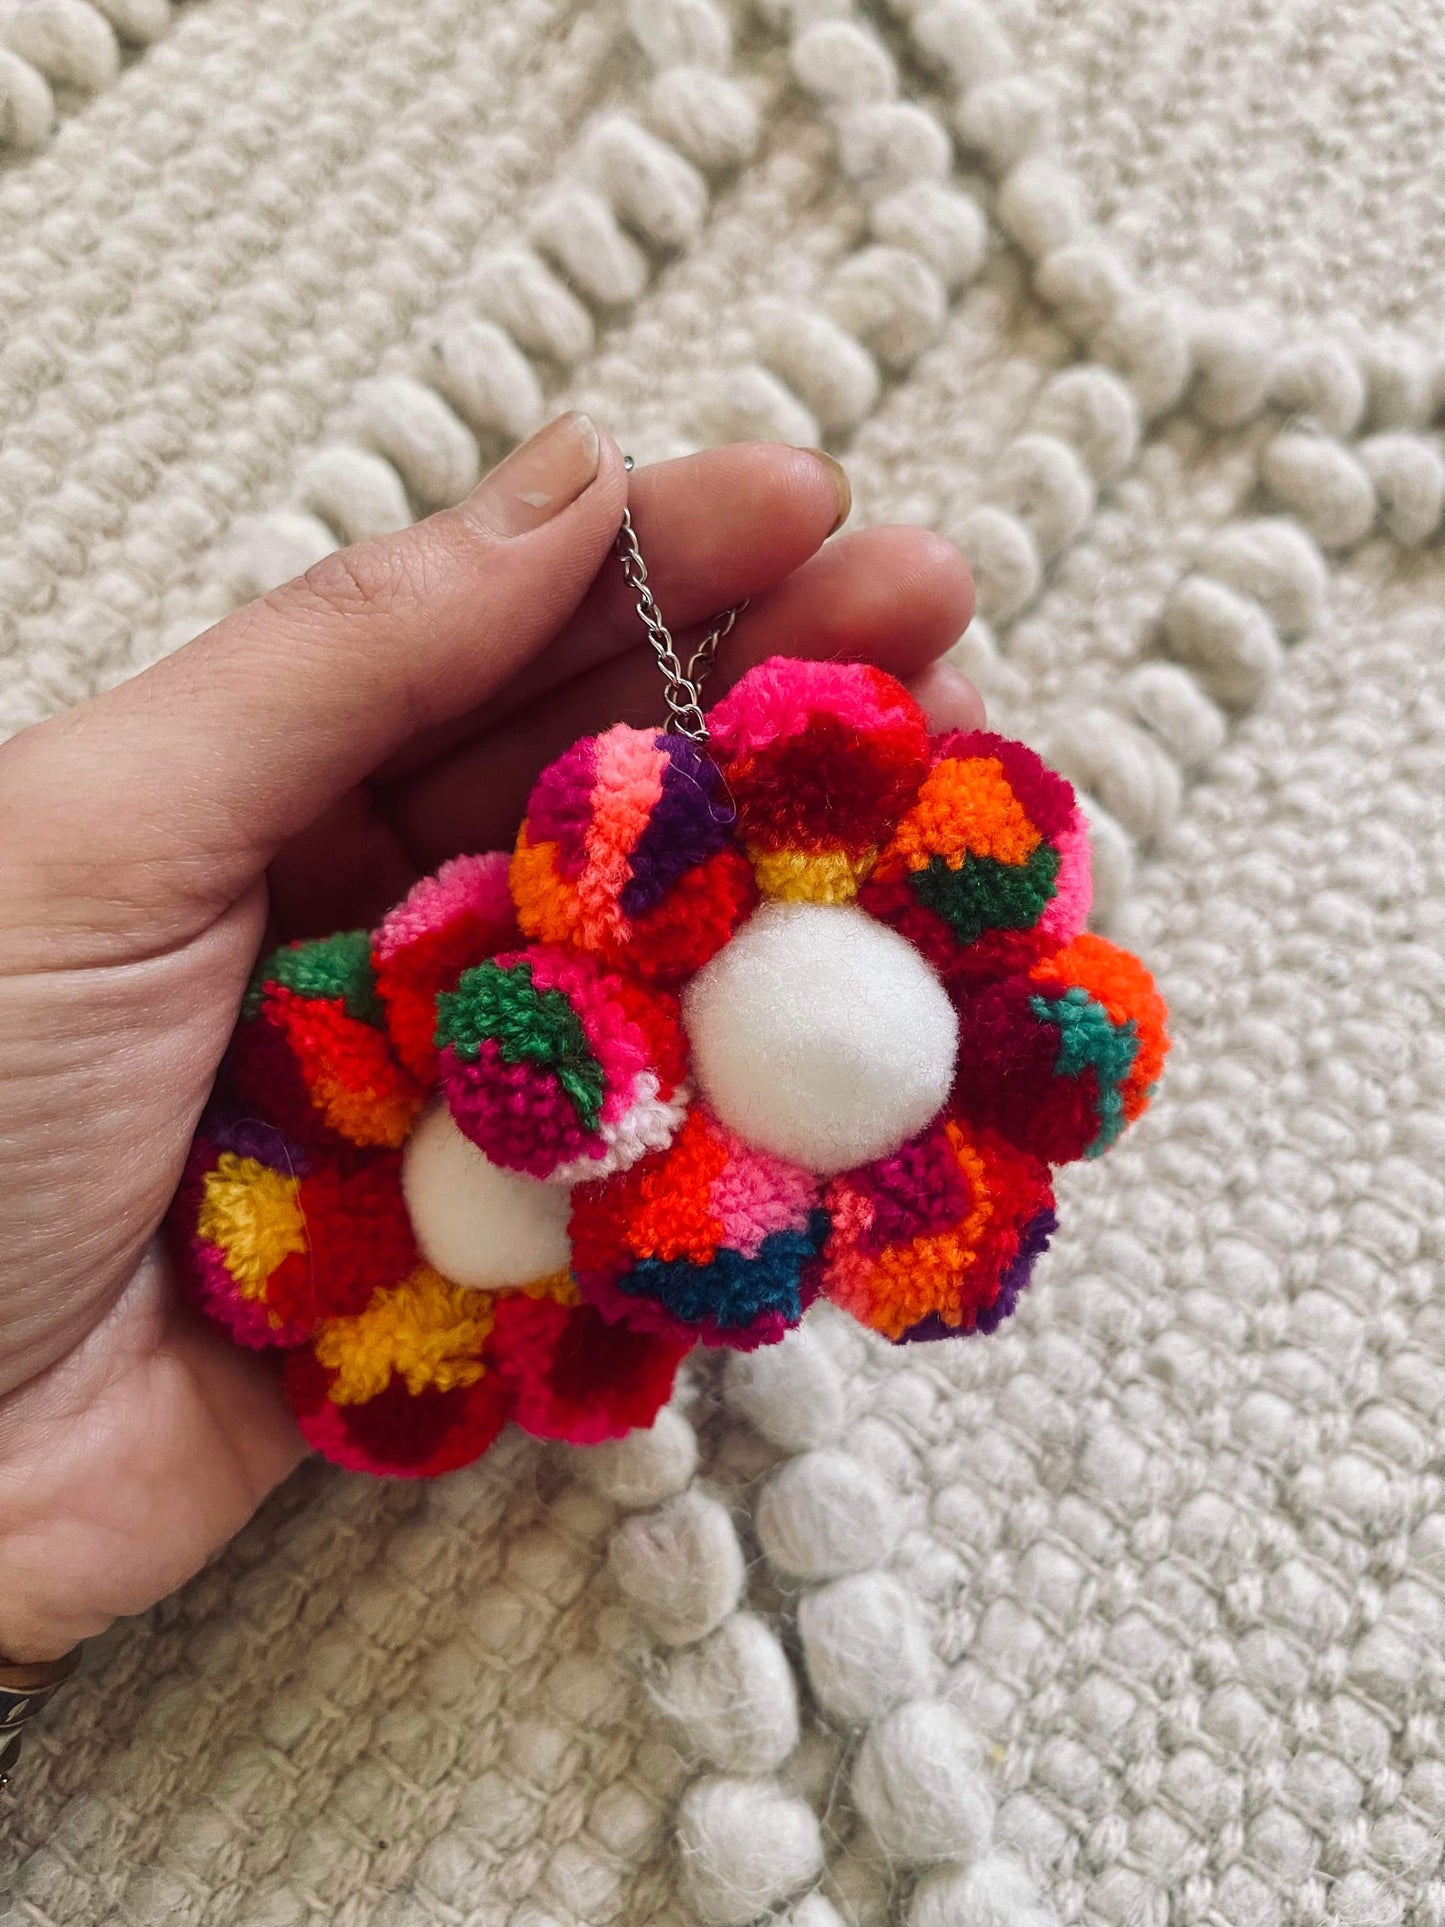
[585,1353,816,1927]
[0,46,55,150]
[955,73,1053,169]
[532,185,651,307]
[950,506,1041,622]
[632,0,759,175]
[910,1858,1059,1927]
[585,112,708,249]
[851,1699,995,1861]
[871,180,988,290]
[757,1447,903,1581]
[475,247,595,364]
[5,0,120,96]
[585,1391,818,1924]
[754,302,882,435]
[1270,336,1367,436]
[677,1777,825,1926]
[722,1324,846,1450]
[988,433,1096,559]
[355,375,480,508]
[1261,430,1375,549]
[652,1612,801,1773]
[1189,310,1275,427]
[569,1403,699,1510]
[721,1326,1055,1923]
[422,317,547,439]
[1198,518,1327,638]
[609,1489,744,1647]
[793,24,895,107]
[798,1571,938,1720]
[298,446,413,543]
[1359,432,1445,546]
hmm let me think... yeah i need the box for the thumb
[1,413,625,933]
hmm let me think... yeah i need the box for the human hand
[0,416,979,1660]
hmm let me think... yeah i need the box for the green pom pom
[244,931,383,1024]
[909,841,1061,945]
[436,960,605,1131]
[1030,985,1141,1155]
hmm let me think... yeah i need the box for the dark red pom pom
[285,1350,511,1477]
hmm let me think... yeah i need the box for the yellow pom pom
[749,845,874,905]
[197,1154,306,1298]
[314,1267,495,1405]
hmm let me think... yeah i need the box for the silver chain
[617,456,746,741]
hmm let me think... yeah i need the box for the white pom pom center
[682,901,957,1175]
[401,1103,572,1290]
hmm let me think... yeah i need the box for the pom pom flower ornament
[174,499,1168,1477]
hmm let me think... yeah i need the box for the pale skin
[0,417,981,1662]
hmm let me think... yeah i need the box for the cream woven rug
[3,1,1445,1922]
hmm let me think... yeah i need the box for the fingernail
[799,447,852,533]
[465,412,601,537]
[908,660,988,734]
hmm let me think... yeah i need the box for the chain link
[617,457,746,741]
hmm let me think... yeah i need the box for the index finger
[373,440,851,783]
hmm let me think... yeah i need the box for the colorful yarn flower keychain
[173,467,1169,1476]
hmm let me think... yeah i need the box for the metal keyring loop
[618,455,747,741]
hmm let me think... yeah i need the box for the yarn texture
[172,656,1165,1472]
[5,1,1445,1921]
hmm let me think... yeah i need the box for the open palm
[0,418,978,1661]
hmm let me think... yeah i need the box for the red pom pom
[169,1126,315,1348]
[709,657,931,861]
[433,944,688,1182]
[285,1350,511,1478]
[511,727,754,986]
[170,1114,388,1347]
[569,1107,825,1349]
[373,853,518,1082]
[864,730,1091,956]
[951,975,1102,1163]
[1030,933,1169,1128]
[265,1152,418,1328]
[233,979,424,1151]
[619,845,758,985]
[489,1291,687,1443]
[951,934,1170,1164]
[820,1119,1055,1341]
